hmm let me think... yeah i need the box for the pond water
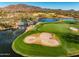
[38,18,57,22]
[0,30,24,57]
[0,20,28,57]
[59,18,74,20]
[39,18,76,22]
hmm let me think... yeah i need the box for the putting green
[12,23,79,56]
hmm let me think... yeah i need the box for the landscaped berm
[12,22,79,57]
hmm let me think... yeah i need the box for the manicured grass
[12,23,79,56]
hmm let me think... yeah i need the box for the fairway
[12,23,79,56]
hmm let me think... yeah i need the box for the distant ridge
[0,4,43,12]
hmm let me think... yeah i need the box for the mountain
[1,4,43,12]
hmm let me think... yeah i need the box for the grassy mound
[12,23,79,56]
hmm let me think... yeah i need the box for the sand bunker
[69,27,79,32]
[23,32,60,47]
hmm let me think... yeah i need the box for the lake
[38,18,76,23]
[38,18,58,22]
[0,20,28,57]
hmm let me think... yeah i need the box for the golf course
[12,21,79,56]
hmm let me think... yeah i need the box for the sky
[0,2,79,10]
